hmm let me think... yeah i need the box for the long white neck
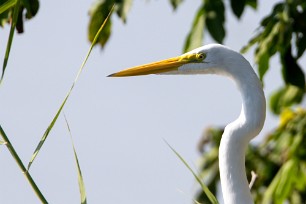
[218,62,266,204]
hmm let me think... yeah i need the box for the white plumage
[110,44,266,204]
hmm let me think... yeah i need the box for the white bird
[109,44,266,204]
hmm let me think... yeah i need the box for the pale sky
[0,1,303,203]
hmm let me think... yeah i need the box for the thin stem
[1,0,20,84]
[0,125,48,203]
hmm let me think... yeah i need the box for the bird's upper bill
[108,52,206,77]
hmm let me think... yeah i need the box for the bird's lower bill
[108,55,193,77]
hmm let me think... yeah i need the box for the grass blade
[27,4,115,170]
[64,115,87,204]
[0,125,48,203]
[0,0,16,14]
[164,140,219,204]
[1,0,20,85]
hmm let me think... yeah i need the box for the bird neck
[219,64,266,204]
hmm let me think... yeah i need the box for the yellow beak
[108,53,199,77]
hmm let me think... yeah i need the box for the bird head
[108,44,247,77]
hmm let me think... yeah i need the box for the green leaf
[27,5,115,170]
[262,165,281,204]
[253,21,283,81]
[88,0,114,48]
[64,115,87,204]
[230,0,246,18]
[169,0,183,10]
[165,140,219,204]
[240,34,261,53]
[296,33,306,59]
[246,0,257,9]
[281,48,305,90]
[274,159,298,203]
[262,159,298,204]
[260,3,284,27]
[204,0,225,43]
[269,85,304,115]
[116,0,132,23]
[183,4,205,52]
[0,0,16,14]
[14,0,40,33]
[255,48,269,81]
[22,0,39,19]
[242,2,290,84]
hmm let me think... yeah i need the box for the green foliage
[241,0,306,114]
[195,109,306,204]
[184,0,225,52]
[230,0,246,18]
[0,0,16,18]
[204,0,225,44]
[270,85,304,115]
[195,128,221,203]
[0,0,39,33]
[1,0,39,83]
[169,0,183,10]
[183,0,257,51]
[88,0,132,48]
[88,1,113,48]
[88,0,257,51]
[230,0,257,17]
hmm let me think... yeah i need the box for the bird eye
[197,53,206,60]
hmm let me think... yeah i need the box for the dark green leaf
[22,0,39,19]
[169,0,183,10]
[88,0,114,48]
[183,4,205,52]
[246,0,257,9]
[0,0,39,33]
[116,0,132,23]
[0,9,10,27]
[269,85,304,115]
[281,48,305,90]
[13,0,39,33]
[0,0,16,14]
[296,33,306,59]
[261,3,284,27]
[204,0,225,43]
[16,6,23,33]
[230,0,246,18]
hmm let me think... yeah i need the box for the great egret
[109,44,266,204]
